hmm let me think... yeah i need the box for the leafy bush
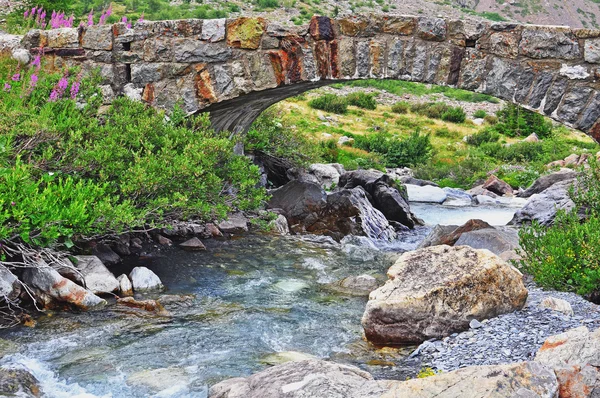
[466,129,500,146]
[346,92,377,110]
[473,109,487,118]
[391,101,410,114]
[352,131,433,168]
[411,102,450,119]
[484,115,498,125]
[413,154,493,189]
[493,103,553,138]
[255,0,280,9]
[518,160,600,296]
[0,56,266,246]
[441,106,466,123]
[308,94,348,114]
[435,128,460,139]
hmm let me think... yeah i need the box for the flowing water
[0,205,519,397]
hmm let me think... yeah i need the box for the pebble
[410,283,600,371]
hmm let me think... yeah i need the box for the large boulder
[338,169,384,190]
[442,188,473,206]
[482,175,513,196]
[209,359,392,398]
[129,267,164,292]
[362,245,528,345]
[91,243,122,266]
[510,180,576,226]
[268,180,327,227]
[535,326,600,398]
[218,213,249,234]
[312,188,397,241]
[384,362,558,398]
[418,219,493,249]
[73,255,119,295]
[0,367,42,397]
[372,182,420,228]
[0,266,20,301]
[22,265,106,310]
[454,227,520,256]
[406,184,448,204]
[519,169,577,198]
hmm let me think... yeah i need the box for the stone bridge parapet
[17,14,600,138]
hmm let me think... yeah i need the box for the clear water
[0,205,519,397]
[411,203,519,226]
[0,235,420,397]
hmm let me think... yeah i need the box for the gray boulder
[510,179,576,226]
[268,214,290,235]
[442,188,473,206]
[362,245,528,345]
[73,255,120,294]
[454,227,520,256]
[328,274,379,296]
[519,169,577,198]
[372,182,419,228]
[268,180,327,226]
[91,243,122,266]
[418,219,493,249]
[22,265,106,310]
[306,163,345,190]
[129,267,164,292]
[399,176,439,187]
[0,266,20,300]
[209,359,392,398]
[338,169,384,190]
[406,184,447,203]
[218,213,249,234]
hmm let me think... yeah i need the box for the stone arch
[19,14,600,140]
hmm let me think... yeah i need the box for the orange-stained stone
[194,66,217,104]
[309,16,335,41]
[227,17,266,50]
[142,83,155,103]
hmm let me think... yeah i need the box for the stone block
[82,25,112,51]
[201,18,226,42]
[227,17,266,50]
[417,17,447,41]
[519,27,581,60]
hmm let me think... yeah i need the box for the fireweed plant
[20,5,140,31]
[0,55,266,249]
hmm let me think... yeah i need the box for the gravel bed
[413,282,600,371]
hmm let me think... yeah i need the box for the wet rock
[267,180,327,226]
[91,243,122,266]
[155,234,173,246]
[454,227,520,256]
[117,274,133,296]
[274,279,309,293]
[474,194,527,207]
[511,180,576,226]
[399,177,439,187]
[0,367,42,397]
[117,297,169,316]
[22,265,106,310]
[73,255,119,295]
[420,219,494,249]
[386,361,558,397]
[372,182,419,228]
[260,351,318,366]
[127,367,189,392]
[442,188,473,206]
[362,245,527,345]
[482,175,513,196]
[268,214,290,235]
[406,184,447,203]
[179,237,207,251]
[328,274,379,297]
[539,297,574,316]
[209,359,392,398]
[0,266,20,300]
[129,266,164,292]
[519,169,577,198]
[218,213,249,234]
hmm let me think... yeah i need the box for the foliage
[391,101,410,114]
[414,154,494,189]
[308,94,348,114]
[466,128,500,146]
[492,103,553,138]
[345,92,377,110]
[518,160,600,296]
[245,106,322,166]
[441,106,466,123]
[0,56,265,247]
[473,109,487,119]
[416,367,442,379]
[351,131,433,168]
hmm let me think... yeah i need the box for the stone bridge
[17,14,600,139]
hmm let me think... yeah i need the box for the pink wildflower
[3,83,11,92]
[24,10,29,18]
[31,54,41,68]
[30,74,38,87]
[139,13,144,23]
[87,10,94,26]
[11,73,20,81]
[70,79,80,99]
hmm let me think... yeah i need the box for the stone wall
[17,14,600,139]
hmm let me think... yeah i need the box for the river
[0,204,518,397]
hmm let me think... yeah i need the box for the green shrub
[352,131,433,168]
[441,106,466,123]
[473,109,487,118]
[466,128,500,146]
[308,94,348,114]
[435,128,460,139]
[410,102,450,119]
[346,92,377,110]
[484,115,498,125]
[413,154,494,189]
[391,101,410,114]
[255,0,280,8]
[493,103,553,138]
